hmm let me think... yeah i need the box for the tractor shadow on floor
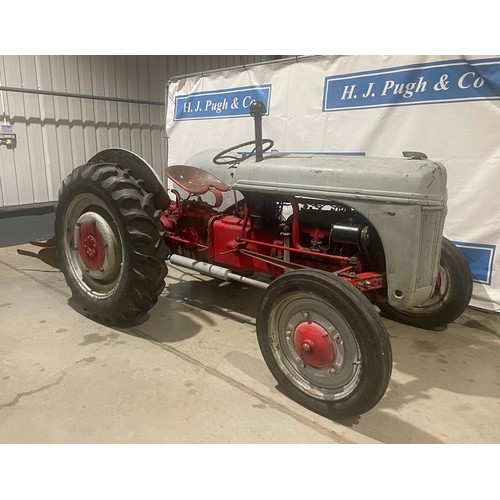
[335,312,500,443]
[16,238,60,271]
[161,267,267,325]
[130,271,264,343]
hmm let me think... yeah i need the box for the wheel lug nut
[329,367,337,374]
[301,342,312,353]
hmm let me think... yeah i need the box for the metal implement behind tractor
[54,102,473,419]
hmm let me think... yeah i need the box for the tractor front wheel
[55,162,168,324]
[378,237,473,329]
[256,270,392,419]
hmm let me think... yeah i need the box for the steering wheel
[212,139,274,165]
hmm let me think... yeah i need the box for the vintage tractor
[54,101,473,419]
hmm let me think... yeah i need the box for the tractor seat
[166,165,230,195]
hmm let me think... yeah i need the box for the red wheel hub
[78,222,105,270]
[293,321,337,369]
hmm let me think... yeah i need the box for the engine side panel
[210,215,283,275]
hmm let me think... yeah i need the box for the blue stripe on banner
[323,57,500,112]
[174,84,272,121]
[452,241,496,285]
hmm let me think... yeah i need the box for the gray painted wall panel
[64,56,86,165]
[35,55,61,200]
[114,56,132,152]
[4,55,34,205]
[148,56,163,171]
[103,56,120,149]
[20,55,49,204]
[90,56,109,153]
[49,55,74,181]
[0,55,276,209]
[0,157,4,206]
[78,55,98,159]
[127,57,142,158]
[0,57,16,206]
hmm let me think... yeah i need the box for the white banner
[166,55,500,312]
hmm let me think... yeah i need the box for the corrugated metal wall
[0,55,275,208]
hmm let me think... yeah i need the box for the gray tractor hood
[186,150,447,207]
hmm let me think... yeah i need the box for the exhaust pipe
[169,254,269,290]
[249,101,266,162]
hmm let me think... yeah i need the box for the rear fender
[88,148,170,209]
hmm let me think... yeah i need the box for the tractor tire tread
[55,162,168,324]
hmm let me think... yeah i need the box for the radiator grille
[415,209,444,289]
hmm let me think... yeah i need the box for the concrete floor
[0,242,499,444]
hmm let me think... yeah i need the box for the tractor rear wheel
[55,162,168,324]
[256,270,392,419]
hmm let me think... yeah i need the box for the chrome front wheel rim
[268,292,362,401]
